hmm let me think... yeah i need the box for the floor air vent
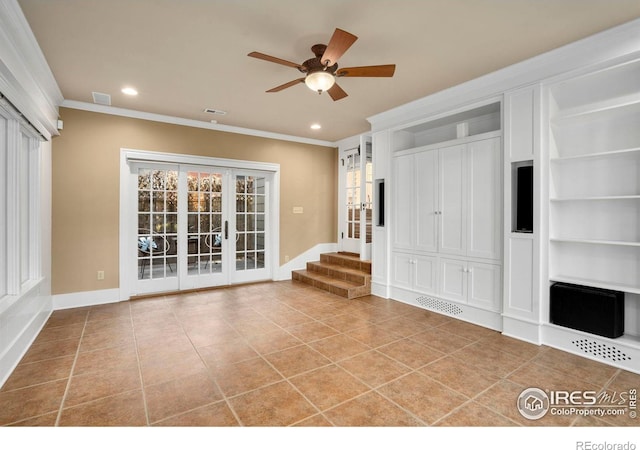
[572,339,631,362]
[416,296,463,316]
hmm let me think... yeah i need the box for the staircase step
[320,252,372,274]
[292,269,370,299]
[306,261,370,286]
[292,252,372,299]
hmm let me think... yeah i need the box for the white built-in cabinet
[391,132,502,315]
[392,148,437,253]
[391,253,437,294]
[440,258,501,311]
[543,56,640,364]
[393,137,502,260]
[369,20,640,374]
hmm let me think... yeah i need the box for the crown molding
[61,100,336,148]
[0,0,63,139]
[368,17,640,131]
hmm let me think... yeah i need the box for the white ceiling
[17,0,640,142]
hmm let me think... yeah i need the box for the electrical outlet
[284,255,289,262]
[97,270,105,280]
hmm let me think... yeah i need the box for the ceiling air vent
[204,108,227,115]
[92,92,111,106]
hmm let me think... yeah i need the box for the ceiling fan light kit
[248,28,395,101]
[305,71,335,93]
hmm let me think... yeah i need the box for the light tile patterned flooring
[1,280,639,427]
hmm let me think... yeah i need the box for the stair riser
[319,254,371,274]
[305,262,369,285]
[291,270,370,299]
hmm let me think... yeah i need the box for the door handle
[224,220,229,240]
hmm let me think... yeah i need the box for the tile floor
[1,280,639,427]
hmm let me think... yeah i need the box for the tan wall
[52,107,338,295]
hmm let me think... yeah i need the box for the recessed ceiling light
[310,123,322,130]
[121,87,138,96]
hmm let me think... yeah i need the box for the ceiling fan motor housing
[300,45,339,75]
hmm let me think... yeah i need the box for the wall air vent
[92,92,111,106]
[416,296,463,316]
[572,339,630,362]
[204,108,227,115]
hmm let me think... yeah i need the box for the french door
[340,135,372,259]
[130,162,271,296]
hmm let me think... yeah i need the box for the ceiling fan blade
[337,64,396,77]
[248,51,303,70]
[327,83,348,101]
[321,28,358,66]
[266,78,305,92]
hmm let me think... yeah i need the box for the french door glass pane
[346,154,361,240]
[187,171,224,275]
[364,146,373,244]
[236,175,266,271]
[137,169,178,280]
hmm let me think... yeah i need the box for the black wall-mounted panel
[515,165,533,232]
[550,282,624,339]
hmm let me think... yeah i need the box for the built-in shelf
[550,195,640,202]
[392,102,501,152]
[547,57,640,369]
[549,276,640,296]
[551,93,640,124]
[550,237,640,247]
[550,146,640,162]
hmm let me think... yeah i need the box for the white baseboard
[274,243,338,281]
[371,281,390,299]
[51,244,338,310]
[52,288,122,310]
[0,291,51,388]
[501,314,543,345]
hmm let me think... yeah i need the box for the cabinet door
[414,254,438,294]
[415,150,439,253]
[468,262,502,311]
[467,137,502,260]
[439,145,466,256]
[439,258,467,303]
[392,154,414,250]
[391,252,413,289]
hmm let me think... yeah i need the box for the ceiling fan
[248,28,396,101]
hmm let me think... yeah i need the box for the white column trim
[6,119,19,294]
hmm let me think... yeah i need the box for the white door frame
[119,148,280,300]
